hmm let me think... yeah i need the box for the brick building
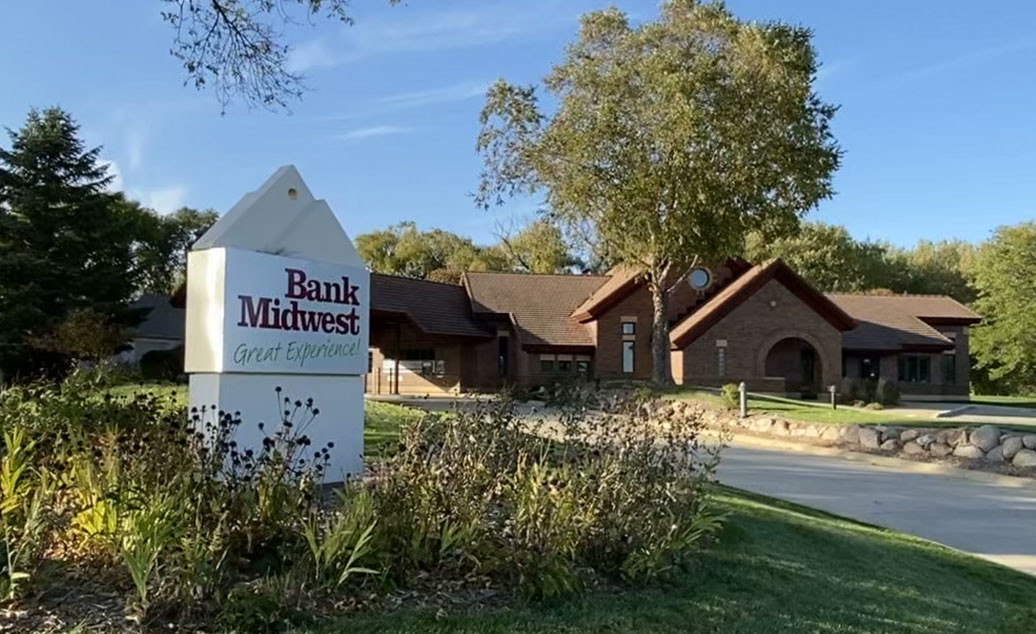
[364,258,981,399]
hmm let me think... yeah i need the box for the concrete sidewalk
[718,440,1036,576]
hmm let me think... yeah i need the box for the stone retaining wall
[649,399,1036,475]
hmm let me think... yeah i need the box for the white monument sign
[185,166,369,480]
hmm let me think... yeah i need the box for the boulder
[916,434,937,449]
[986,445,1006,463]
[900,429,921,442]
[948,428,969,447]
[929,443,953,458]
[953,445,986,460]
[858,427,881,449]
[1013,449,1036,468]
[1023,435,1036,450]
[902,441,925,455]
[881,427,904,443]
[1002,436,1024,460]
[880,439,901,452]
[821,426,842,442]
[839,425,861,445]
[969,425,1002,452]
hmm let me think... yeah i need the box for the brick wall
[675,279,843,391]
[592,286,654,381]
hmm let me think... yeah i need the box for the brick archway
[756,331,829,392]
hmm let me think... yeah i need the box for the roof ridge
[825,291,962,299]
[370,272,466,289]
[464,270,610,279]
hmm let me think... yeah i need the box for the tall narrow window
[622,341,635,374]
[942,354,956,384]
[621,322,636,336]
[716,347,726,377]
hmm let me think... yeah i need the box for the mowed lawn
[311,487,1036,634]
[665,388,927,426]
[103,383,419,454]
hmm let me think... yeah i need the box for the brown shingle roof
[827,294,980,351]
[371,274,492,339]
[669,259,857,349]
[569,266,642,321]
[464,271,608,348]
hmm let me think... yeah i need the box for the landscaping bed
[655,398,1036,478]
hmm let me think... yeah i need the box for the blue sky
[2,1,1035,248]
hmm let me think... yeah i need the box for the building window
[576,358,591,375]
[498,336,510,376]
[716,347,726,377]
[621,321,636,336]
[942,354,956,384]
[622,341,635,374]
[898,355,931,383]
[557,354,573,373]
[540,354,556,373]
[367,351,373,373]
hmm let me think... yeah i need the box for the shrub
[139,346,184,381]
[838,377,859,404]
[860,378,878,404]
[876,377,900,406]
[370,397,722,598]
[720,383,740,410]
[0,380,722,628]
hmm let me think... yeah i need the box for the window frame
[622,340,635,374]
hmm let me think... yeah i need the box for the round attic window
[287,187,298,200]
[688,267,712,291]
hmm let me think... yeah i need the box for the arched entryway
[764,337,821,393]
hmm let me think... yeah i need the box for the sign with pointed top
[186,166,369,480]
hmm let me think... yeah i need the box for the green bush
[0,380,722,627]
[139,346,184,381]
[876,377,900,406]
[838,377,859,404]
[720,383,740,410]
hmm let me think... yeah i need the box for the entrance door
[800,347,816,388]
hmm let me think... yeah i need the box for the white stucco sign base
[185,166,368,480]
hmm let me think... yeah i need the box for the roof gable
[827,294,978,351]
[669,259,856,349]
[371,274,492,339]
[464,271,608,348]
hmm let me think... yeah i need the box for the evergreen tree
[0,107,138,377]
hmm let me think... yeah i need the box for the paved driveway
[718,443,1036,575]
[885,401,1036,429]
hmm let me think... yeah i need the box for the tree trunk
[649,278,674,387]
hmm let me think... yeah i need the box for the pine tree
[0,107,139,377]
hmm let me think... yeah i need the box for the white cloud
[334,125,412,141]
[292,2,573,72]
[379,81,489,110]
[136,186,189,214]
[100,159,124,192]
[286,38,341,73]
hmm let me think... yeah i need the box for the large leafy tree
[744,222,889,293]
[496,220,582,274]
[885,239,976,304]
[0,108,140,377]
[355,222,509,284]
[132,203,219,293]
[476,1,842,385]
[970,223,1036,394]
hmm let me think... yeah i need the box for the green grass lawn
[665,388,926,426]
[969,394,1036,409]
[304,486,1036,634]
[101,382,422,454]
